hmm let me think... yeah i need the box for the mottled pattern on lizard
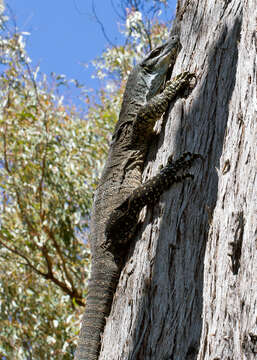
[105,152,202,251]
[75,35,201,360]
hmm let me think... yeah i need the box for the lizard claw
[174,173,194,182]
[165,71,197,95]
[171,152,203,172]
[194,153,204,161]
[172,71,195,82]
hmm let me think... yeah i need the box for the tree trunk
[99,0,256,359]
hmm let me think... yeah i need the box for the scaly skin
[75,35,200,360]
[105,152,202,249]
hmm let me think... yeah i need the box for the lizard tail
[75,265,120,360]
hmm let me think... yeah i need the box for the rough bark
[98,0,256,359]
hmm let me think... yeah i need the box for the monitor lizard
[75,34,201,360]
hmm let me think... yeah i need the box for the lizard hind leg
[171,152,203,170]
[104,152,202,254]
[128,152,202,208]
[106,153,202,242]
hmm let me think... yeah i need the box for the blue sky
[6,0,176,98]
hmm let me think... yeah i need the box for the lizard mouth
[141,35,181,72]
[159,35,181,67]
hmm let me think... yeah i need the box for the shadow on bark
[125,16,242,360]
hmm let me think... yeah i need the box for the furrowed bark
[98,1,256,359]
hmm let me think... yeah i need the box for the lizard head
[139,34,181,100]
[118,35,181,124]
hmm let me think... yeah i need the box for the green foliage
[92,8,170,83]
[0,6,95,357]
[0,1,170,358]
[0,262,80,359]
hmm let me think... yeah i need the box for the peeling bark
[99,1,256,359]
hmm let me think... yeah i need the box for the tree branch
[0,234,85,306]
[91,0,116,48]
[41,244,85,306]
[43,225,76,292]
[0,235,46,277]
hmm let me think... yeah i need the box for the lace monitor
[75,34,201,360]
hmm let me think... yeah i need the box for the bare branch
[0,233,85,306]
[41,244,85,306]
[0,235,46,277]
[43,225,76,292]
[72,0,88,15]
[91,0,116,48]
[110,0,125,21]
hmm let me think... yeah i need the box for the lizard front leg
[105,152,202,248]
[132,72,195,139]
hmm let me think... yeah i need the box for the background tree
[98,1,256,359]
[0,0,174,358]
[0,3,93,356]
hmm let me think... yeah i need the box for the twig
[43,225,75,291]
[0,235,46,277]
[91,0,116,48]
[0,235,85,306]
[41,244,84,306]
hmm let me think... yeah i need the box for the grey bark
[98,0,256,359]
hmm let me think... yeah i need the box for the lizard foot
[169,152,203,167]
[161,152,202,180]
[166,71,195,86]
[174,173,194,182]
[165,71,196,95]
